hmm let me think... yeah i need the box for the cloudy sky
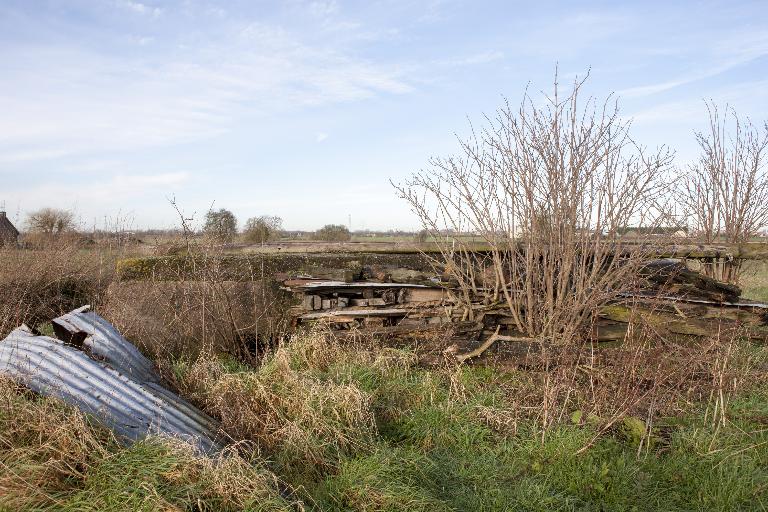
[1,0,767,230]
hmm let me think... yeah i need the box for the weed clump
[0,247,112,337]
[174,330,379,480]
[0,378,294,511]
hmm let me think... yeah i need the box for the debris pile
[283,259,768,359]
[0,306,224,453]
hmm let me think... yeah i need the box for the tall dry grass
[103,241,292,365]
[0,379,295,511]
[170,329,385,481]
[0,244,116,337]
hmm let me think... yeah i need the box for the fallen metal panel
[52,305,160,384]
[0,325,224,454]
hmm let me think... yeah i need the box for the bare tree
[203,208,238,243]
[25,208,75,236]
[414,229,429,243]
[244,215,283,244]
[681,103,768,282]
[396,74,674,344]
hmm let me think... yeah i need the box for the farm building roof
[0,210,20,244]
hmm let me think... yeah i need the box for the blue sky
[1,0,767,231]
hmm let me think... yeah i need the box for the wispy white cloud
[307,0,339,18]
[618,29,768,98]
[5,172,190,218]
[115,0,163,17]
[0,16,412,162]
[631,78,768,126]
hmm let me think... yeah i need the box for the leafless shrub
[103,205,291,364]
[680,102,768,283]
[25,207,75,236]
[105,277,290,364]
[397,73,674,344]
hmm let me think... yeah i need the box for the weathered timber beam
[299,307,434,320]
[600,303,768,339]
[236,240,768,259]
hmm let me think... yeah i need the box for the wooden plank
[405,288,448,303]
[289,281,431,291]
[300,308,412,320]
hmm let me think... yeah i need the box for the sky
[1,0,767,231]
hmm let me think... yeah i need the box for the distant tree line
[201,208,352,243]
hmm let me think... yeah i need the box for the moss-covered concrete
[116,252,437,281]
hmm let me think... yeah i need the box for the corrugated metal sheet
[0,314,225,454]
[52,305,160,383]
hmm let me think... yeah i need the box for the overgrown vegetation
[680,102,768,283]
[2,236,768,509]
[398,74,676,345]
[0,378,295,511]
[3,75,768,510]
[2,328,766,511]
[0,246,113,338]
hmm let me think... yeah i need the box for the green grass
[3,335,768,511]
[741,260,768,302]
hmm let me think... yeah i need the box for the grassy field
[1,247,768,511]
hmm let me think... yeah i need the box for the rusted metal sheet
[52,305,160,384]
[0,319,224,454]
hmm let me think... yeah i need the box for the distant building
[0,209,20,246]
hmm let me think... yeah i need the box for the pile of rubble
[283,259,768,359]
